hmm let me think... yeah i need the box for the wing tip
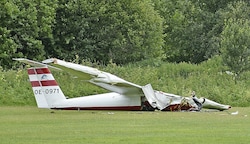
[12,58,27,61]
[42,58,58,64]
[13,58,62,70]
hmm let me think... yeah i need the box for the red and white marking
[28,68,58,87]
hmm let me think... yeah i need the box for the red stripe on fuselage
[30,80,58,87]
[28,68,51,75]
[51,106,142,111]
[31,81,40,87]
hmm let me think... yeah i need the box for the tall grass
[0,68,35,105]
[0,56,249,106]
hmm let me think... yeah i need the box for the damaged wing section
[142,84,199,111]
[142,84,171,110]
[142,84,231,111]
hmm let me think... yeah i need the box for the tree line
[1,0,250,75]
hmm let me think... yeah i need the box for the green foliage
[220,1,250,82]
[0,0,58,69]
[0,1,21,69]
[221,19,250,76]
[0,27,19,69]
[154,0,212,63]
[6,0,45,59]
[36,0,58,55]
[153,0,250,64]
[203,0,250,59]
[52,0,164,64]
[190,0,236,13]
[1,0,250,69]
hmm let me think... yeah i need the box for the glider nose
[220,105,231,111]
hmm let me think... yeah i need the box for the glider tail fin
[27,67,66,108]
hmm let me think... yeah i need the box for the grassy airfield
[0,106,250,144]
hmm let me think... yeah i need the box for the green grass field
[0,106,250,144]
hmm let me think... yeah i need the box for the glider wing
[43,58,143,96]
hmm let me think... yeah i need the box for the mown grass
[0,106,250,144]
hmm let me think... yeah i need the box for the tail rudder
[28,67,66,108]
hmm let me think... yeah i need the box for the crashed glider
[14,58,231,111]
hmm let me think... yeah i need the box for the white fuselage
[51,92,142,110]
